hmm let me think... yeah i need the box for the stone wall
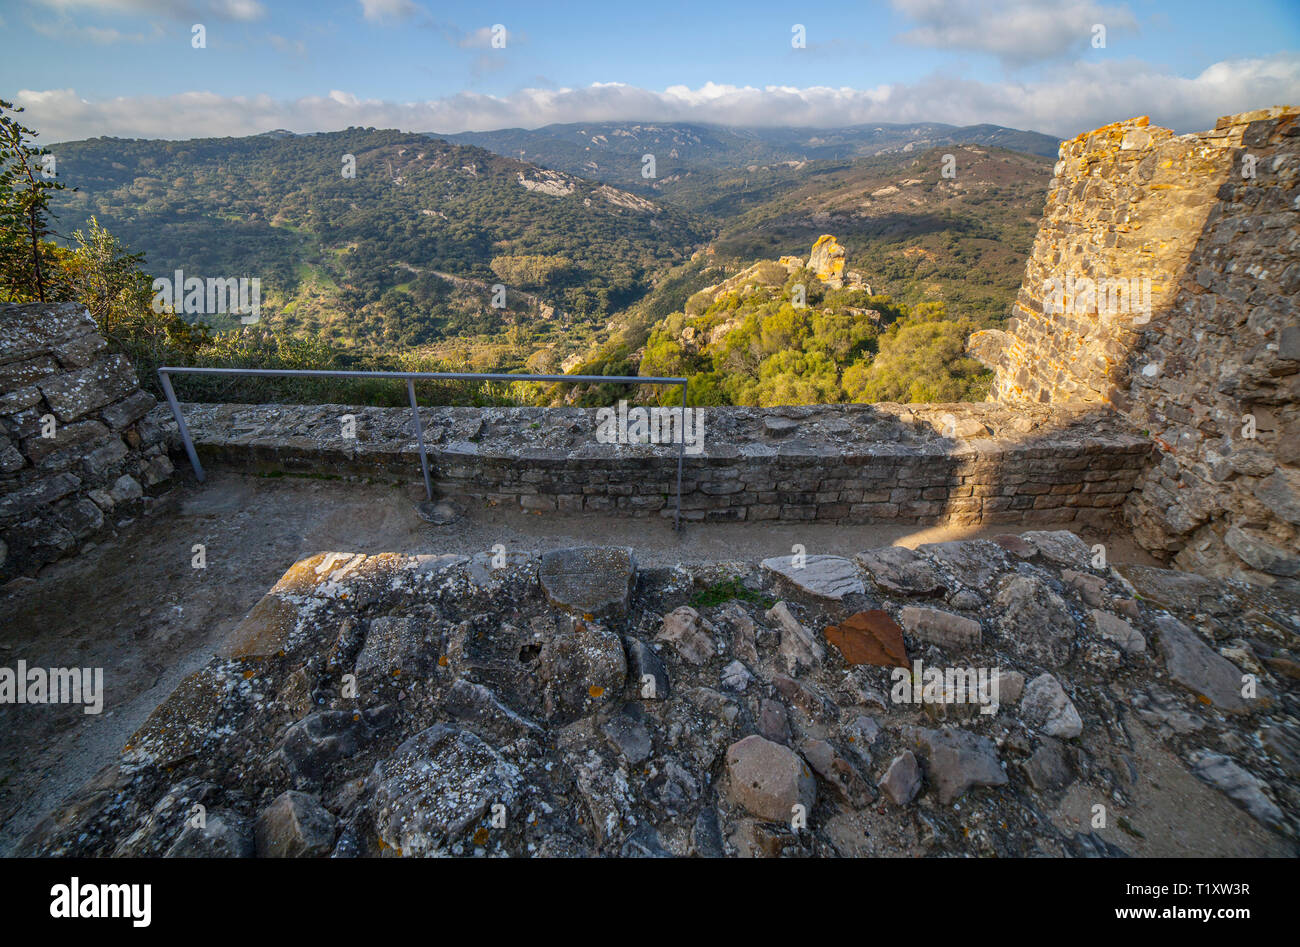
[969,108,1299,587]
[159,400,1149,528]
[0,303,173,580]
[1122,110,1300,584]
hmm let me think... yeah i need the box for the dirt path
[0,470,1158,854]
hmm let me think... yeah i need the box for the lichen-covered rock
[807,234,847,288]
[537,615,626,722]
[912,727,1008,804]
[254,791,337,858]
[1020,673,1083,738]
[995,576,1075,666]
[1020,530,1094,569]
[856,546,943,594]
[445,679,543,742]
[355,615,428,677]
[919,540,1011,588]
[761,554,865,601]
[601,705,653,764]
[274,706,398,787]
[1155,617,1253,714]
[658,606,716,666]
[165,812,253,858]
[539,546,636,617]
[371,724,520,856]
[900,606,981,651]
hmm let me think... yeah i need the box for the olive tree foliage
[0,99,68,302]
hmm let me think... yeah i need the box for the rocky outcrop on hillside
[20,534,1297,857]
[806,234,870,292]
[693,235,871,305]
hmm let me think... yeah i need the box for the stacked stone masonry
[0,303,174,580]
[968,108,1300,588]
[158,400,1149,529]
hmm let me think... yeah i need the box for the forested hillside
[38,123,1055,405]
[690,145,1052,319]
[560,145,1051,403]
[620,237,992,408]
[47,128,708,365]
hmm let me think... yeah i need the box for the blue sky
[3,0,1298,141]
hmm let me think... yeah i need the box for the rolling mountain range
[49,128,706,353]
[439,120,1061,191]
[45,123,1055,384]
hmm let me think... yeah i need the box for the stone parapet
[154,400,1151,529]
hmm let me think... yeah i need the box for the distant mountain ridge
[437,120,1061,189]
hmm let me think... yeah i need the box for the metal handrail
[157,367,691,530]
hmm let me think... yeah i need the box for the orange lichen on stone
[219,592,300,659]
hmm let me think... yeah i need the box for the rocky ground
[16,531,1298,858]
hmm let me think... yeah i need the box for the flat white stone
[761,554,865,600]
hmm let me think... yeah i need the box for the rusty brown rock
[823,610,909,668]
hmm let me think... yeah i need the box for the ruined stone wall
[0,303,173,580]
[160,400,1149,529]
[1122,111,1300,584]
[969,108,1299,587]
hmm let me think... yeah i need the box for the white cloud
[27,14,164,43]
[18,55,1300,145]
[892,0,1138,65]
[209,0,265,20]
[358,0,421,23]
[267,33,306,57]
[29,0,265,19]
[31,0,181,12]
[458,25,497,48]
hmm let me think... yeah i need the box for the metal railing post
[676,380,686,533]
[407,378,433,502]
[158,369,205,483]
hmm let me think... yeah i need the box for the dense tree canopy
[638,274,990,406]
